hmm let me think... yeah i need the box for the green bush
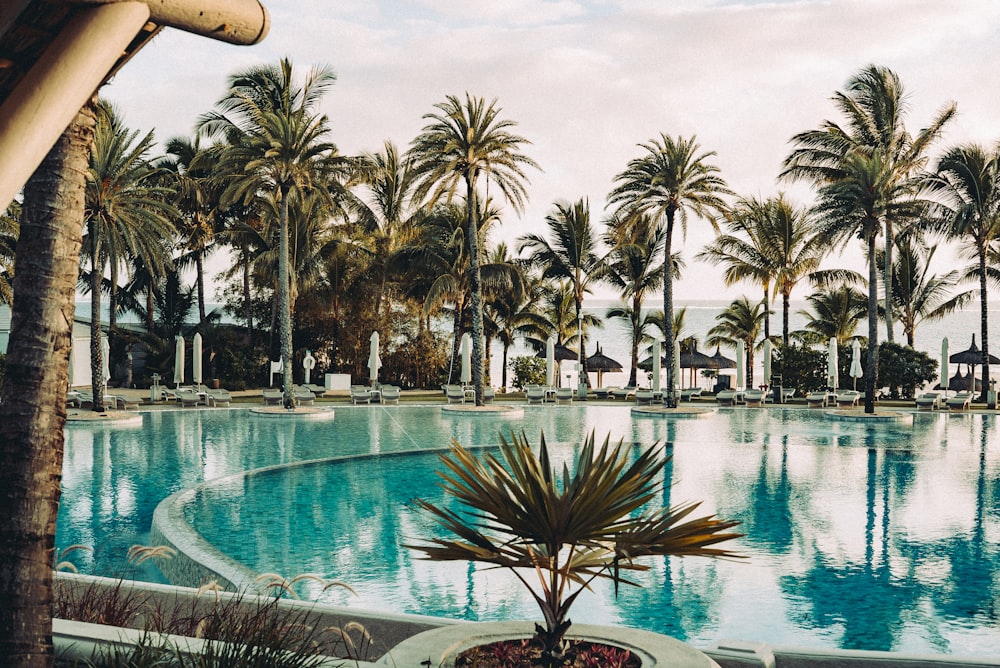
[509,355,545,390]
[876,341,936,399]
[773,343,827,395]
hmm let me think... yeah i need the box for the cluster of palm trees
[3,62,999,414]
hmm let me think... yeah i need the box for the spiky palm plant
[407,431,742,666]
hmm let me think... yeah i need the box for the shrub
[773,343,827,395]
[876,341,936,399]
[509,355,545,390]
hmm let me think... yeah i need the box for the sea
[490,298,1000,392]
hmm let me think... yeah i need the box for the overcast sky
[102,0,1000,303]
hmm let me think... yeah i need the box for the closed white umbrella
[828,337,839,390]
[173,335,185,389]
[303,350,316,385]
[192,332,203,386]
[736,341,745,390]
[546,336,555,387]
[850,338,863,389]
[101,335,110,393]
[368,331,381,387]
[941,337,949,390]
[673,342,681,399]
[762,339,772,387]
[460,333,472,385]
[652,340,661,393]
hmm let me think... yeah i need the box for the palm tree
[879,237,973,347]
[518,198,605,397]
[608,134,731,406]
[407,93,538,405]
[706,296,765,387]
[930,143,1000,401]
[602,212,665,386]
[699,194,822,347]
[200,58,340,408]
[0,102,97,663]
[782,64,955,344]
[83,100,175,411]
[794,285,868,346]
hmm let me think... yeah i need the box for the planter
[375,621,719,668]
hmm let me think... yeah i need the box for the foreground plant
[407,431,743,666]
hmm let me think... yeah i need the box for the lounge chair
[555,387,574,404]
[781,387,796,401]
[482,386,495,404]
[593,386,616,399]
[946,391,973,411]
[805,391,828,408]
[380,384,400,405]
[610,386,636,401]
[292,386,316,406]
[261,389,282,406]
[633,388,654,406]
[525,385,546,405]
[442,384,464,404]
[915,391,945,411]
[176,388,201,408]
[744,389,765,407]
[717,390,743,406]
[301,383,328,397]
[680,387,703,401]
[67,390,83,408]
[206,388,232,407]
[835,390,861,407]
[350,386,372,405]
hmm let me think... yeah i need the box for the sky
[101,0,1000,303]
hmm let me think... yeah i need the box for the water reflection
[58,407,1000,655]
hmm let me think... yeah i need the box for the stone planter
[375,621,719,668]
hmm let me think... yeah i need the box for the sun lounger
[525,385,546,404]
[67,390,83,408]
[555,387,574,404]
[634,388,654,405]
[835,390,861,407]
[744,389,765,407]
[206,388,232,407]
[301,383,328,397]
[915,391,944,411]
[717,390,743,406]
[680,387,703,401]
[350,386,372,405]
[781,387,796,401]
[610,386,635,401]
[805,391,828,408]
[175,388,201,408]
[946,391,973,411]
[262,389,283,406]
[482,386,495,404]
[445,384,466,404]
[380,384,400,404]
[292,386,316,406]
[593,387,616,399]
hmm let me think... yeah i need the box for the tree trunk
[0,101,95,666]
[629,295,641,387]
[979,245,990,403]
[196,250,206,330]
[278,185,295,408]
[88,222,105,412]
[782,290,791,349]
[762,284,770,342]
[865,231,879,414]
[883,220,894,343]
[466,177,485,405]
[663,211,676,407]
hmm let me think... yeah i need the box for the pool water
[59,406,1000,656]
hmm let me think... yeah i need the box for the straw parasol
[711,345,736,369]
[584,343,622,388]
[949,334,999,393]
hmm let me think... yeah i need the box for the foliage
[509,355,546,390]
[456,637,639,667]
[876,341,936,399]
[773,343,827,395]
[407,431,742,666]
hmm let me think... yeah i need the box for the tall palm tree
[699,194,822,347]
[602,212,665,386]
[782,64,955,344]
[706,296,765,387]
[407,93,538,405]
[878,237,973,347]
[608,134,731,405]
[0,101,97,663]
[518,198,605,396]
[83,100,175,411]
[930,143,1000,401]
[200,58,339,408]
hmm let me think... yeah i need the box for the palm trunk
[0,101,95,665]
[663,211,676,407]
[865,230,879,414]
[762,284,770,342]
[501,342,510,389]
[466,177,485,405]
[89,225,105,412]
[883,221,894,343]
[782,291,791,349]
[979,246,990,403]
[196,250,206,329]
[278,185,294,408]
[241,242,254,348]
[629,295,641,387]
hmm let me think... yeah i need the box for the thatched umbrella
[584,343,622,388]
[710,345,736,369]
[679,343,718,388]
[949,335,999,393]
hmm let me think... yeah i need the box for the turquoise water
[59,406,1000,656]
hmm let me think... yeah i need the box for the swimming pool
[58,405,1000,657]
